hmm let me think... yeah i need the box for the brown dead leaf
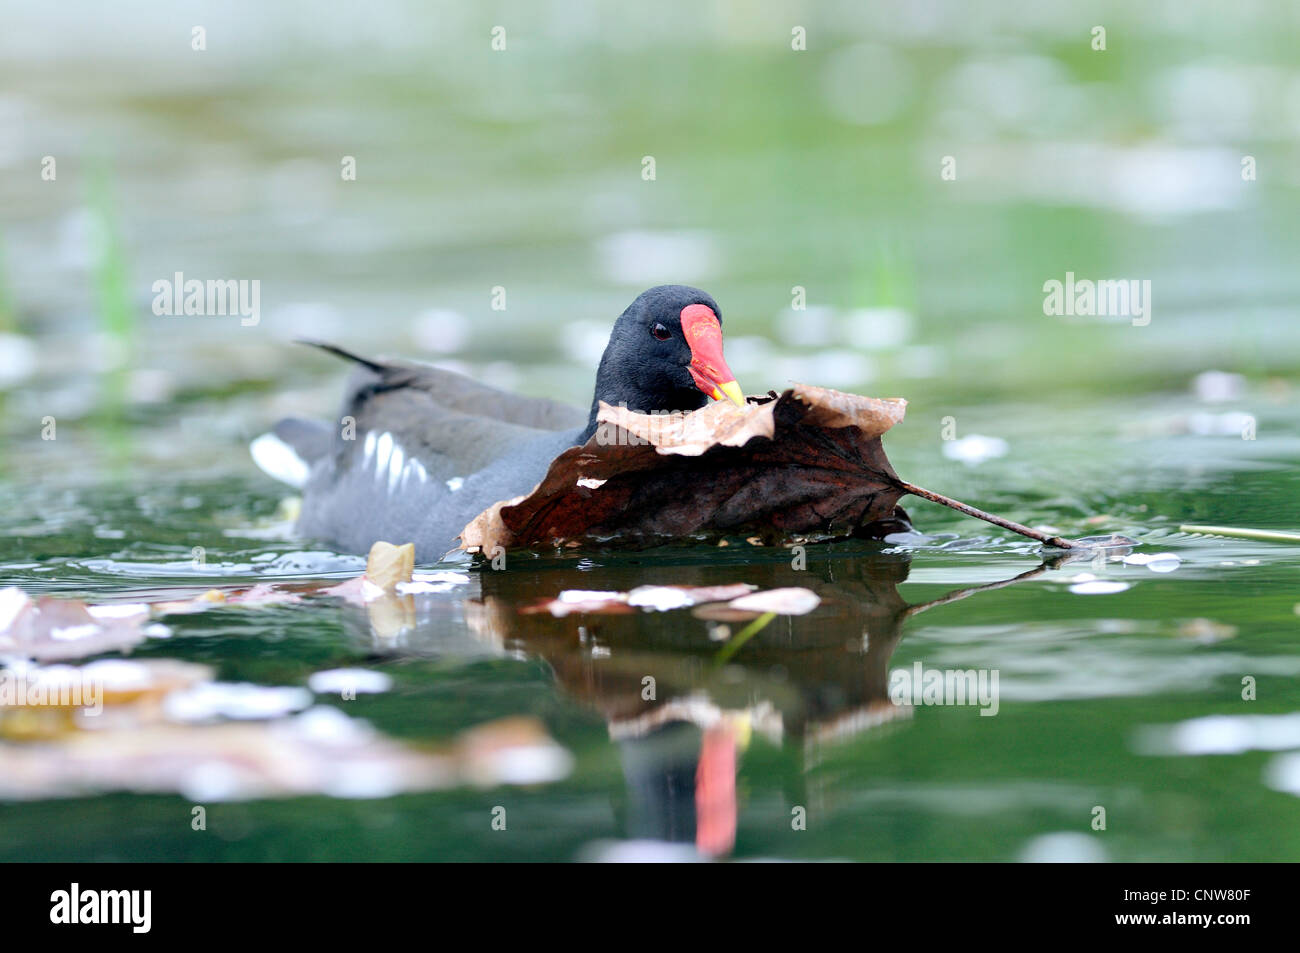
[461,385,909,552]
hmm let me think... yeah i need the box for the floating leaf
[0,711,447,802]
[0,663,571,801]
[1,580,305,662]
[319,541,417,607]
[318,575,388,605]
[364,541,415,590]
[152,584,301,616]
[461,385,1081,552]
[1,659,214,740]
[0,588,163,661]
[461,386,907,551]
[150,589,229,615]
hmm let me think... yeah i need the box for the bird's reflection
[343,546,1062,858]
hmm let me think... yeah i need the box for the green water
[2,1,1299,861]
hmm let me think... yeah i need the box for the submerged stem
[898,481,1080,550]
[712,612,777,667]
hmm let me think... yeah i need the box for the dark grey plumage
[267,285,725,561]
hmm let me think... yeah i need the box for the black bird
[251,285,745,561]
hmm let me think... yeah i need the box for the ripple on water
[71,550,367,581]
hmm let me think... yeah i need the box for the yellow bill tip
[716,380,745,407]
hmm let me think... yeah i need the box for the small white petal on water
[1192,369,1245,403]
[1018,832,1108,863]
[307,668,393,695]
[941,434,1009,466]
[290,705,376,745]
[1123,552,1182,572]
[164,682,313,723]
[1266,752,1300,797]
[1138,713,1300,756]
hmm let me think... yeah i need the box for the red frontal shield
[680,304,743,406]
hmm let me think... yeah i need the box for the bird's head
[587,285,743,434]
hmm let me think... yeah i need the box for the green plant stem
[1179,524,1300,543]
[713,612,777,667]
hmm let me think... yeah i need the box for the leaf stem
[898,482,1080,550]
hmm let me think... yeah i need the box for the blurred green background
[1,0,1297,473]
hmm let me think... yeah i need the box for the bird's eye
[652,323,672,341]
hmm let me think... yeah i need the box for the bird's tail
[295,339,388,374]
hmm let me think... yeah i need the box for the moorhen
[252,285,746,561]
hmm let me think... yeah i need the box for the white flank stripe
[388,444,405,493]
[374,432,393,477]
